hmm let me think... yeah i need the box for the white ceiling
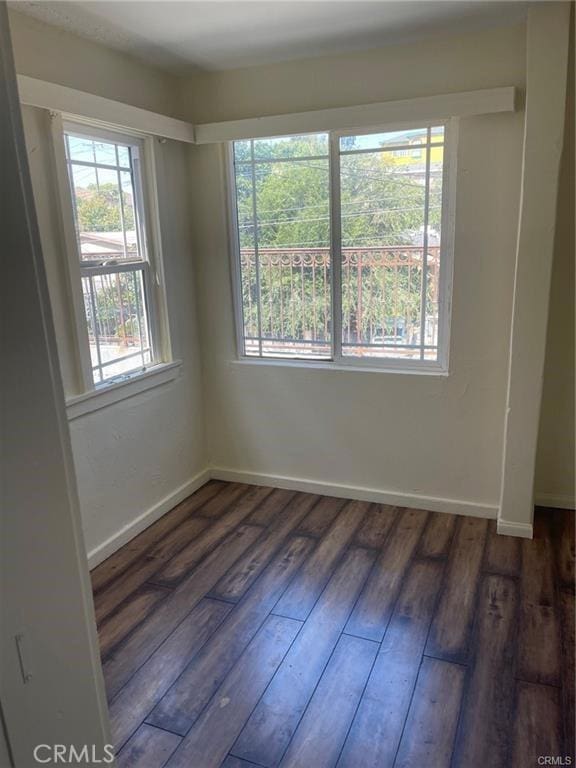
[11,1,528,73]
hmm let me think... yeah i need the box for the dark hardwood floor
[91,481,576,768]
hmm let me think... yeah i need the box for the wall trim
[497,518,534,539]
[87,468,211,569]
[498,4,571,538]
[17,74,196,143]
[195,86,518,143]
[210,467,498,520]
[534,493,575,510]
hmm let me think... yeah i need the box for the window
[229,123,454,370]
[62,124,162,386]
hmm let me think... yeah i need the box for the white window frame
[226,118,458,375]
[50,113,175,399]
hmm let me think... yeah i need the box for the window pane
[120,170,139,258]
[67,135,96,163]
[81,269,151,384]
[93,140,117,166]
[234,136,331,359]
[340,126,444,153]
[233,141,251,163]
[340,126,444,361]
[117,145,131,167]
[235,134,329,163]
[66,132,143,263]
[252,134,329,161]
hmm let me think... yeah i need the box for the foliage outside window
[231,125,450,367]
[64,127,156,385]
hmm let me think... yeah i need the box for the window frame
[50,114,173,395]
[226,118,458,374]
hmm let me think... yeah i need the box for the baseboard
[497,518,534,539]
[87,468,211,569]
[534,492,575,510]
[210,467,498,520]
[88,465,561,567]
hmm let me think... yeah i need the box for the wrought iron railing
[240,246,440,355]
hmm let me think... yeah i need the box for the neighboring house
[79,230,137,260]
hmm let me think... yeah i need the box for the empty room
[2,1,574,766]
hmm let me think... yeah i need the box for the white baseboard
[497,519,534,539]
[534,492,575,510]
[210,467,498,520]
[89,464,568,569]
[89,466,565,567]
[87,468,211,569]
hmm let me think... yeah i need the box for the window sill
[228,357,449,376]
[66,361,182,420]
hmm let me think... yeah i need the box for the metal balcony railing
[240,246,440,357]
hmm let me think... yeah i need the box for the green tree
[76,183,135,232]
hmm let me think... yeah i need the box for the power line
[242,189,434,216]
[238,235,439,248]
[238,161,442,184]
[238,204,441,229]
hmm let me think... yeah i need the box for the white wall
[185,24,527,516]
[11,10,208,563]
[180,23,527,123]
[9,9,178,116]
[535,30,575,508]
[498,3,572,534]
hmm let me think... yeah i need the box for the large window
[63,124,160,385]
[230,123,454,370]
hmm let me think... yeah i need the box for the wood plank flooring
[92,481,575,768]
